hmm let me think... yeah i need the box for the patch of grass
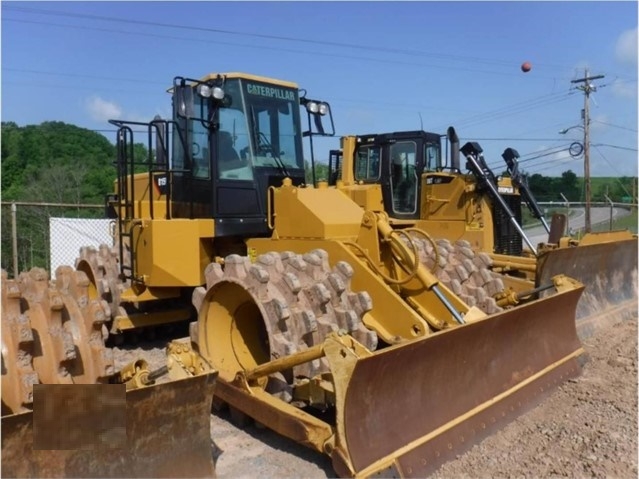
[591,210,638,234]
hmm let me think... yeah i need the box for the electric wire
[1,6,574,71]
[3,67,581,128]
[591,120,638,133]
[0,17,565,80]
[3,5,636,180]
[592,145,636,197]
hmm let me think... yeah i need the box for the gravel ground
[115,313,637,478]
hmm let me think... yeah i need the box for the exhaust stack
[447,126,460,171]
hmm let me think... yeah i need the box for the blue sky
[2,1,638,177]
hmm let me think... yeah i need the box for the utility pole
[571,69,604,233]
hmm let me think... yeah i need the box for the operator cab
[169,73,319,237]
[350,130,442,219]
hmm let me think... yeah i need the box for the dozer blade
[1,372,218,479]
[536,237,638,340]
[331,284,584,478]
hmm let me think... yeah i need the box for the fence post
[11,202,18,278]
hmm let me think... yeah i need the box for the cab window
[390,141,418,214]
[354,145,380,181]
[424,143,441,171]
[217,81,254,181]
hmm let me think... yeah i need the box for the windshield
[241,79,304,170]
[171,77,305,181]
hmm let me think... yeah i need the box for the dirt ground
[115,313,637,478]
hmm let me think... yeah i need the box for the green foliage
[523,170,637,204]
[304,160,330,185]
[588,176,637,203]
[590,209,638,234]
[524,170,580,202]
[0,121,149,275]
[1,121,119,202]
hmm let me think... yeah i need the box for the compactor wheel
[409,236,506,314]
[17,268,77,385]
[75,244,125,324]
[54,266,115,381]
[192,250,376,402]
[0,268,114,415]
[1,271,39,414]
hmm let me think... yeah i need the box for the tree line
[522,170,636,204]
[2,121,131,274]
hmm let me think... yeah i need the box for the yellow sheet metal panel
[339,184,385,212]
[273,183,364,239]
[135,219,215,287]
[338,136,357,186]
[422,173,484,222]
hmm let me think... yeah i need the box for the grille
[493,195,523,256]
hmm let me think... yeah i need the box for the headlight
[197,84,212,98]
[318,102,329,116]
[305,101,319,114]
[212,87,225,100]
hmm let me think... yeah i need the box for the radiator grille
[493,195,523,256]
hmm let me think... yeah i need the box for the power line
[3,67,167,85]
[592,143,638,152]
[2,6,573,71]
[0,17,559,80]
[591,120,638,133]
[3,67,580,127]
[2,80,152,94]
[463,137,568,142]
[436,91,575,130]
[3,8,633,162]
[485,144,573,170]
[592,145,638,183]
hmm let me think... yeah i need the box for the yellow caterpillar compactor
[327,128,637,339]
[2,72,595,477]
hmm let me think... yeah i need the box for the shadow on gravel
[212,407,335,478]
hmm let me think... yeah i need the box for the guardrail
[536,201,637,210]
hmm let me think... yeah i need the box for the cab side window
[354,145,380,182]
[191,119,210,179]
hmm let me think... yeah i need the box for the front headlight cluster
[197,84,225,100]
[305,101,330,116]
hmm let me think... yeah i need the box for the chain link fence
[1,202,113,278]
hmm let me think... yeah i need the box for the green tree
[1,121,122,274]
[558,170,579,201]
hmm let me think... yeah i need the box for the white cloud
[615,27,638,66]
[611,79,637,99]
[86,96,123,122]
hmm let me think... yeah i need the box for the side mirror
[175,84,194,119]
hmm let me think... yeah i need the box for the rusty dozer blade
[1,372,218,479]
[330,282,585,478]
[536,236,638,340]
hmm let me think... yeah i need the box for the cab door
[385,140,420,218]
